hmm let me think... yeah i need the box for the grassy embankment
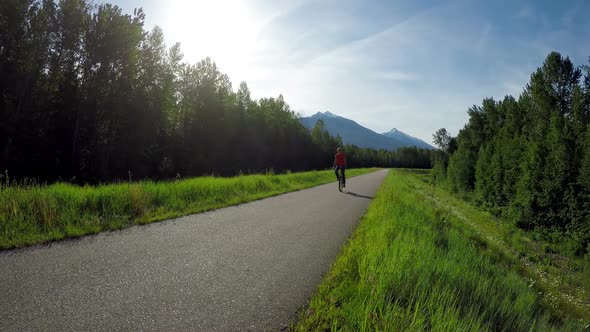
[295,169,588,331]
[0,168,378,250]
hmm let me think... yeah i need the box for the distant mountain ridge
[381,128,434,150]
[300,112,434,151]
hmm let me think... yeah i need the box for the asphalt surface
[0,169,388,331]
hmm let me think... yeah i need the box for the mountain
[300,112,433,151]
[381,128,434,150]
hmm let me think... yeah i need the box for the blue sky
[111,0,589,143]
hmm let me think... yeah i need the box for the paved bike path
[0,169,388,331]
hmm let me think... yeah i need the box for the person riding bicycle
[333,147,346,188]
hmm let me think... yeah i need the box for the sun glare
[163,0,261,69]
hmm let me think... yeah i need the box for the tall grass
[0,168,377,249]
[416,169,590,322]
[295,169,583,331]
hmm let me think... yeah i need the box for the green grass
[0,168,378,250]
[412,170,590,323]
[295,169,586,331]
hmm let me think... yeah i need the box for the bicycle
[336,167,345,192]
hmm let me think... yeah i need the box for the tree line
[309,120,439,169]
[0,0,435,184]
[432,52,590,257]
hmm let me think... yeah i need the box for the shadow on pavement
[343,191,373,199]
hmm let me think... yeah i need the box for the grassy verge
[412,170,590,323]
[295,169,586,331]
[0,168,378,250]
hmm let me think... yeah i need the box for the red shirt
[335,152,346,167]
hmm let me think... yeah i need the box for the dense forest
[0,0,434,183]
[432,52,590,257]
